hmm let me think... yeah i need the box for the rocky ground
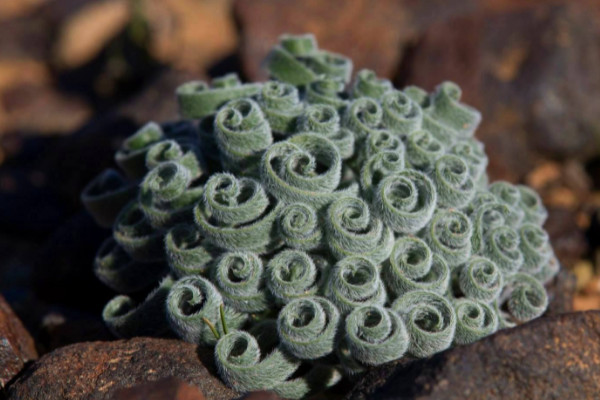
[1,0,600,399]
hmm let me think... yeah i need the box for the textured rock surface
[0,294,38,388]
[346,311,600,400]
[110,377,206,400]
[402,1,600,181]
[7,338,238,400]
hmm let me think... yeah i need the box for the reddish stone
[0,294,38,388]
[241,392,283,400]
[110,377,206,400]
[7,338,237,400]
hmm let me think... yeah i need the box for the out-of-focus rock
[235,0,476,81]
[1,83,91,135]
[0,13,51,61]
[545,268,576,315]
[572,260,594,291]
[0,293,38,388]
[0,60,49,93]
[7,338,238,400]
[110,377,206,400]
[53,0,131,69]
[545,207,588,269]
[142,0,237,72]
[574,294,600,311]
[119,69,200,124]
[36,309,112,353]
[526,162,562,190]
[402,1,600,181]
[562,160,592,196]
[347,311,600,400]
[545,187,578,210]
[0,0,47,21]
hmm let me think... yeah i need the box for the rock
[574,294,600,312]
[0,293,38,388]
[544,268,576,315]
[53,0,131,69]
[0,60,49,93]
[1,83,91,135]
[119,69,200,125]
[7,337,238,400]
[401,1,600,181]
[110,377,206,400]
[0,0,47,21]
[141,0,237,72]
[36,308,112,353]
[0,11,51,61]
[525,162,562,190]
[347,311,600,400]
[234,0,475,81]
[572,260,594,291]
[545,206,587,269]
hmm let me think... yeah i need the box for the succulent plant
[81,33,559,399]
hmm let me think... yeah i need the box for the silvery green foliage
[343,305,409,367]
[453,298,498,345]
[212,251,269,313]
[266,249,324,305]
[166,275,247,345]
[83,34,560,398]
[392,290,456,358]
[278,296,340,359]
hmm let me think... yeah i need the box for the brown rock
[7,338,238,400]
[402,1,600,181]
[234,0,476,81]
[0,0,47,21]
[0,294,38,388]
[1,83,91,135]
[53,0,131,69]
[142,0,237,72]
[574,294,600,312]
[545,206,588,269]
[119,69,200,125]
[0,60,49,93]
[0,13,51,61]
[37,311,113,353]
[347,311,600,400]
[544,268,576,315]
[110,377,206,400]
[526,162,562,190]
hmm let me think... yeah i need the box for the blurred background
[0,0,599,352]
